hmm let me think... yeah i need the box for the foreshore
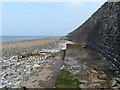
[0,37,71,88]
[0,37,119,88]
[2,37,66,58]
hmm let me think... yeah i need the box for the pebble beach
[2,37,62,58]
[0,37,69,88]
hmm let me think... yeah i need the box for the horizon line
[0,0,107,3]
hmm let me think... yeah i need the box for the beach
[2,37,66,58]
[0,36,70,88]
[0,37,119,88]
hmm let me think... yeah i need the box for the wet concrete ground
[63,44,119,88]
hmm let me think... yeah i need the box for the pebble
[37,61,43,65]
[117,84,120,87]
[10,56,18,60]
[0,84,6,88]
[7,82,13,86]
[13,75,22,81]
[32,64,41,69]
[14,81,21,86]
[98,73,107,80]
[60,65,65,70]
[109,79,117,87]
[112,77,120,83]
[13,72,19,78]
[114,71,120,75]
[91,69,97,73]
[109,67,116,71]
[117,75,120,78]
[79,84,88,88]
[2,65,8,69]
[26,65,32,69]
[26,70,31,75]
[16,62,21,66]
[2,80,9,84]
[1,72,7,80]
[116,77,120,83]
[1,71,6,76]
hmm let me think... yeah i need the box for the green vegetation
[55,69,82,88]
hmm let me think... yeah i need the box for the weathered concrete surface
[63,44,120,88]
[20,51,64,88]
[67,2,120,69]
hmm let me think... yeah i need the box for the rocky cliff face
[68,2,120,69]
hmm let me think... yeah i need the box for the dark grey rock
[112,77,120,83]
[117,84,120,87]
[114,71,120,75]
[109,67,116,71]
[116,77,120,83]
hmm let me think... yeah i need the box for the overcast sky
[1,1,104,36]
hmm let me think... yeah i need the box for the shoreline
[2,36,62,44]
[2,37,64,58]
[0,36,70,88]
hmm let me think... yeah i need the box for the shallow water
[1,36,61,43]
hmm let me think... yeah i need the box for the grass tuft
[55,69,82,88]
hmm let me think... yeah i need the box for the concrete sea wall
[68,2,120,69]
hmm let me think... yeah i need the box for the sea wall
[67,2,120,69]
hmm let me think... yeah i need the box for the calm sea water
[1,36,61,43]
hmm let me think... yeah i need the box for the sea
[0,36,61,43]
